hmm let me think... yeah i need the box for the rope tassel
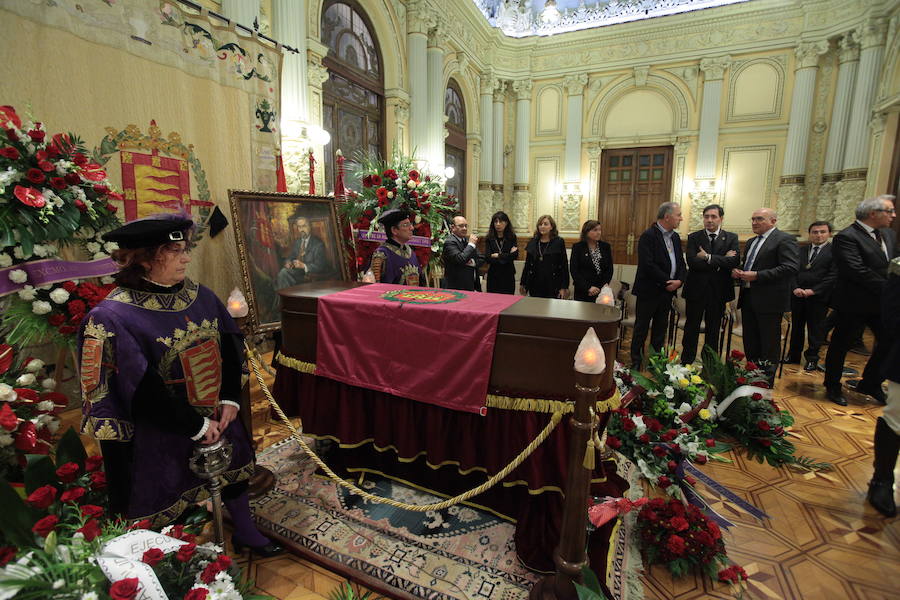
[583,438,596,470]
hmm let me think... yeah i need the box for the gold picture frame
[228,190,350,334]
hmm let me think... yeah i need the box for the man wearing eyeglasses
[823,195,897,406]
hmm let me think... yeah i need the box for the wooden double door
[598,146,674,265]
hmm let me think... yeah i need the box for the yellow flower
[699,408,711,420]
[678,378,690,388]
[691,375,703,385]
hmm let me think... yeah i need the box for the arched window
[444,79,467,213]
[321,0,384,193]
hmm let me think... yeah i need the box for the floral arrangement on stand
[607,351,721,494]
[700,347,827,470]
[636,497,748,596]
[0,429,269,600]
[338,149,459,281]
[0,105,121,350]
[0,345,66,481]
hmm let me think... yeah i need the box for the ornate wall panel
[721,145,776,235]
[533,157,560,226]
[590,74,690,136]
[535,85,562,136]
[726,56,786,122]
[605,89,675,138]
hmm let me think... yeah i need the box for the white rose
[41,378,56,391]
[32,244,47,257]
[103,241,118,253]
[9,269,27,284]
[0,383,15,401]
[43,415,60,434]
[16,373,36,386]
[17,285,36,301]
[663,385,675,399]
[37,400,55,411]
[93,252,106,260]
[101,276,115,284]
[49,287,69,304]
[387,191,394,199]
[0,430,13,447]
[13,246,31,260]
[86,242,101,253]
[414,215,422,224]
[31,300,52,315]
[406,179,416,189]
[25,358,44,373]
[81,591,99,600]
[0,253,11,268]
[37,284,52,290]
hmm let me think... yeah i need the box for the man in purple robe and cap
[78,213,282,556]
[369,209,424,286]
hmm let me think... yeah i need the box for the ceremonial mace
[530,324,616,600]
[189,437,233,546]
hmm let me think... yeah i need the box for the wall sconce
[444,166,456,179]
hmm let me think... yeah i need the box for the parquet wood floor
[58,338,898,599]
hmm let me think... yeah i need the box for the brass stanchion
[189,438,234,546]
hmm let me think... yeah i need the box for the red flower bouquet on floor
[636,497,740,581]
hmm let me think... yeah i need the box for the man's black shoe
[867,480,897,517]
[826,388,848,406]
[803,360,818,372]
[856,383,887,405]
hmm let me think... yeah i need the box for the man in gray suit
[731,208,800,384]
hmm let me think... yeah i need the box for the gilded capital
[699,55,732,81]
[512,79,533,100]
[794,41,829,70]
[562,73,588,96]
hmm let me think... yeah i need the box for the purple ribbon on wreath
[676,460,770,529]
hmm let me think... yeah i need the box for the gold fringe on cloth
[275,352,623,414]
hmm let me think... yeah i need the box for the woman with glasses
[78,213,282,556]
[570,220,614,302]
[484,211,519,294]
[520,214,570,299]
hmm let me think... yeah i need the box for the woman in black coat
[484,211,519,294]
[570,219,614,302]
[520,214,570,299]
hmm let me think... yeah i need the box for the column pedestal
[776,181,805,232]
[816,175,841,222]
[834,176,867,228]
[512,187,531,234]
[478,185,495,227]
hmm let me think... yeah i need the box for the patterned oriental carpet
[251,438,645,600]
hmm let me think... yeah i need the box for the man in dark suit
[681,204,740,364]
[275,215,332,289]
[786,221,836,372]
[824,195,897,406]
[731,208,800,384]
[630,202,687,368]
[868,256,900,517]
[442,214,483,291]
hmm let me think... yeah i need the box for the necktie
[873,229,889,260]
[709,233,717,250]
[809,245,819,264]
[744,236,762,269]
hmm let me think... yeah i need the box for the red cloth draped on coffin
[273,366,627,573]
[315,284,522,413]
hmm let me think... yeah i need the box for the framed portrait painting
[229,190,350,334]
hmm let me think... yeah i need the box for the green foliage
[328,581,382,600]
[24,455,56,495]
[0,477,36,548]
[54,428,87,472]
[573,565,610,600]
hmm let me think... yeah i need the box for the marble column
[492,81,507,213]
[478,74,495,227]
[511,79,533,232]
[818,34,859,222]
[778,41,828,232]
[691,56,731,218]
[305,40,331,194]
[836,20,886,228]
[407,8,431,164]
[560,74,587,232]
[427,26,446,171]
[222,0,260,29]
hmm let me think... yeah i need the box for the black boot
[867,417,899,518]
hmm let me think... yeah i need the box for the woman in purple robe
[78,214,281,556]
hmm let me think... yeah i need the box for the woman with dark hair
[484,211,519,294]
[78,213,282,556]
[519,214,569,299]
[570,220,614,302]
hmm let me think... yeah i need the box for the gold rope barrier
[246,342,566,512]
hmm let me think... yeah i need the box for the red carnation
[14,185,45,208]
[362,175,373,187]
[757,420,770,431]
[0,547,16,568]
[668,516,689,531]
[705,438,716,448]
[62,281,77,292]
[64,172,81,185]
[640,509,659,523]
[67,299,87,315]
[745,361,758,370]
[652,445,668,457]
[50,177,67,190]
[77,518,102,541]
[60,486,86,503]
[0,404,16,431]
[736,376,747,385]
[215,555,232,569]
[142,548,165,566]
[48,314,66,326]
[647,418,662,432]
[128,518,152,531]
[695,454,708,464]
[667,460,678,472]
[55,462,80,483]
[382,169,398,180]
[184,589,209,600]
[110,578,140,600]
[751,392,763,401]
[606,435,622,449]
[200,561,223,584]
[621,417,636,432]
[26,485,57,509]
[760,439,773,447]
[85,454,103,472]
[38,160,54,172]
[370,174,382,186]
[176,542,197,562]
[408,169,420,180]
[0,147,19,159]
[753,381,770,389]
[27,128,46,143]
[666,534,686,555]
[90,471,107,490]
[81,504,104,518]
[58,325,76,335]
[25,168,45,184]
[375,187,388,199]
[730,350,745,360]
[657,476,672,488]
[638,433,650,444]
[32,515,59,537]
